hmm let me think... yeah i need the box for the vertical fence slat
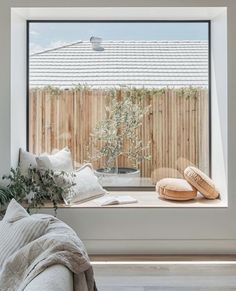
[29,88,209,183]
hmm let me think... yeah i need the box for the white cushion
[59,164,107,204]
[36,148,73,172]
[3,199,29,223]
[19,148,37,176]
[0,199,49,268]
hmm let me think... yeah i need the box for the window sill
[41,191,227,208]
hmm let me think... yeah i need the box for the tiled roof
[29,40,208,88]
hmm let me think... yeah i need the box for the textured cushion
[184,166,220,199]
[156,178,197,201]
[0,199,49,267]
[36,147,73,172]
[19,148,38,176]
[57,164,107,205]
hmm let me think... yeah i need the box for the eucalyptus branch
[1,167,75,216]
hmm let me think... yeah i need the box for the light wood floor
[91,256,236,291]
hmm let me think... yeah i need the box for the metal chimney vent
[90,36,104,51]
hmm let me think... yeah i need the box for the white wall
[0,0,235,254]
[11,10,27,167]
[211,10,228,203]
[0,2,11,180]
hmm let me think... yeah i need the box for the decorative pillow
[36,147,73,172]
[58,164,107,205]
[0,199,49,267]
[3,198,29,223]
[19,148,38,176]
[156,178,197,201]
[184,166,220,199]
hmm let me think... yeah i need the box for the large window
[27,21,210,189]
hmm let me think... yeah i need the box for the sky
[30,22,208,54]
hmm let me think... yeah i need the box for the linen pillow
[36,147,73,172]
[58,164,107,205]
[156,178,197,201]
[184,166,220,199]
[0,199,49,267]
[19,148,38,176]
[3,198,29,223]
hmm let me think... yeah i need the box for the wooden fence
[29,88,209,182]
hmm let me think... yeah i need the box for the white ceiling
[12,7,226,20]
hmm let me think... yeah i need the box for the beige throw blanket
[0,214,97,291]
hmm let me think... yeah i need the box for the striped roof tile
[29,40,208,88]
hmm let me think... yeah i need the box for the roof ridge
[30,40,82,56]
[75,40,207,43]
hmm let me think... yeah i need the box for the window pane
[28,22,209,188]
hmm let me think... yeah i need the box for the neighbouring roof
[29,40,208,89]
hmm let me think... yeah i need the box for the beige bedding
[24,264,73,291]
[0,214,97,291]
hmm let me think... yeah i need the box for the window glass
[28,21,210,189]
